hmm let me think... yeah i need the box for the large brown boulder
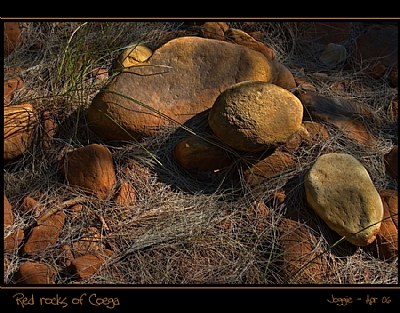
[88,36,282,141]
[62,144,117,200]
[4,104,36,161]
[208,81,303,152]
[304,153,383,246]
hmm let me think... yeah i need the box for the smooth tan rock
[376,190,398,260]
[114,44,152,70]
[62,144,117,199]
[88,36,276,141]
[16,262,55,284]
[304,153,383,246]
[22,210,65,256]
[271,61,297,90]
[244,151,297,187]
[4,104,36,161]
[208,81,303,152]
[174,136,232,172]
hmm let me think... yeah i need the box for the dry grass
[3,20,398,285]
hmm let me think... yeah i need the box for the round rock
[208,81,303,152]
[304,153,383,246]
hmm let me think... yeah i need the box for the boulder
[62,144,117,199]
[4,229,24,253]
[208,81,303,152]
[304,153,383,246]
[88,36,280,141]
[4,104,36,161]
[319,43,347,68]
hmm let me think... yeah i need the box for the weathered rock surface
[174,136,232,172]
[88,36,283,141]
[201,22,229,40]
[4,194,13,227]
[304,153,383,246]
[62,144,117,199]
[4,104,36,161]
[209,81,303,152]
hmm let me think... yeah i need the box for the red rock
[62,144,117,199]
[278,217,327,283]
[4,22,22,56]
[4,103,36,161]
[4,77,24,104]
[244,151,297,187]
[4,229,24,253]
[69,254,104,280]
[4,194,13,227]
[376,190,398,260]
[16,261,55,284]
[174,136,232,172]
[114,180,137,206]
[22,210,65,256]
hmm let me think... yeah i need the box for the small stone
[69,254,104,280]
